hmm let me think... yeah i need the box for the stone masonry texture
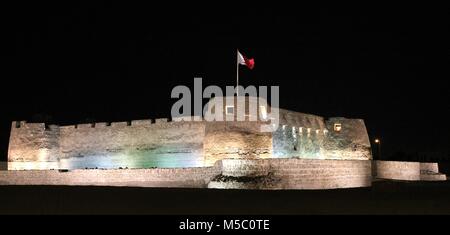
[7,97,373,170]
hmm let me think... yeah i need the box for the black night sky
[0,3,449,161]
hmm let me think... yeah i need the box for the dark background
[0,2,449,161]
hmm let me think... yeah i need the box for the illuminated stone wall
[58,119,205,164]
[272,109,325,158]
[374,160,446,181]
[202,96,272,165]
[0,159,373,189]
[323,117,372,160]
[1,159,445,188]
[273,110,372,160]
[0,166,221,188]
[208,158,372,190]
[203,121,272,165]
[8,122,60,169]
[7,97,372,170]
[8,119,206,170]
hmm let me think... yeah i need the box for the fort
[1,96,446,189]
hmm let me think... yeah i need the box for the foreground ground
[0,180,450,214]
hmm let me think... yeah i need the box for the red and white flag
[237,51,255,70]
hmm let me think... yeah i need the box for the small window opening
[334,123,342,132]
[226,106,234,115]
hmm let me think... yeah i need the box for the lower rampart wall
[0,159,372,189]
[2,159,445,189]
[0,166,220,188]
[375,160,421,180]
[209,158,372,189]
[420,162,439,173]
[374,160,446,181]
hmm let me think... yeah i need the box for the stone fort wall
[374,160,446,181]
[58,119,205,158]
[8,119,207,169]
[0,158,372,189]
[0,165,221,188]
[7,97,372,170]
[8,114,371,170]
[8,118,275,169]
[273,109,371,160]
[2,158,445,189]
[209,158,372,189]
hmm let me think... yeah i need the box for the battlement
[11,113,362,133]
[11,121,45,129]
[10,116,209,131]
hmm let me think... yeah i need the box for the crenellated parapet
[8,117,208,169]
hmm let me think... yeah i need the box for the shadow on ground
[1,180,450,214]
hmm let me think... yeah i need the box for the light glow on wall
[260,105,267,120]
[57,152,206,170]
[8,161,59,170]
[38,148,49,162]
[334,123,342,132]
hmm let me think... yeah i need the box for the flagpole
[236,49,239,96]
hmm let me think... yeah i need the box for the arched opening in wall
[127,121,131,126]
[106,122,111,127]
[15,122,21,128]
